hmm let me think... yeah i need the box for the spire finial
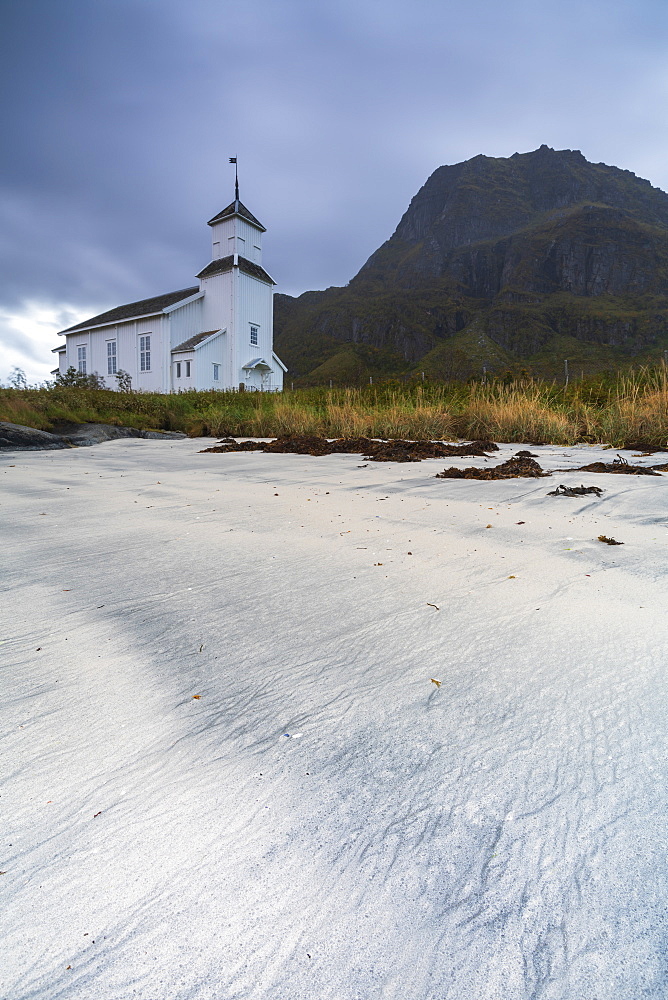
[229,156,239,207]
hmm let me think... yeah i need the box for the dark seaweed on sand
[200,435,499,463]
[570,455,661,476]
[547,484,603,497]
[435,455,550,480]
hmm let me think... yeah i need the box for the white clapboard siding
[209,216,263,263]
[168,298,205,349]
[235,270,274,387]
[194,331,227,390]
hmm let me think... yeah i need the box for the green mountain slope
[274,146,668,382]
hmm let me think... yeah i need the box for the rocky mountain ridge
[274,146,668,382]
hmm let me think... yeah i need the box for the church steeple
[205,159,267,262]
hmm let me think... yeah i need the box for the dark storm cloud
[1,0,668,379]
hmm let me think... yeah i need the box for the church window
[107,341,117,375]
[77,346,87,374]
[250,326,258,345]
[185,361,191,377]
[175,362,181,378]
[213,364,220,381]
[139,335,151,372]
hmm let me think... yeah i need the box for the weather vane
[229,157,239,202]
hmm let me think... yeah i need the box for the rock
[56,423,186,446]
[0,422,70,450]
[0,421,186,451]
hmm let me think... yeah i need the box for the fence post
[329,379,333,388]
[564,359,569,386]
[369,376,373,385]
[291,381,294,391]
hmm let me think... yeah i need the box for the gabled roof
[207,200,266,232]
[196,254,275,285]
[172,330,222,353]
[242,357,272,370]
[59,286,200,334]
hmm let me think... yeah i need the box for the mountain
[274,146,668,382]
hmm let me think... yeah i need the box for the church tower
[196,186,286,390]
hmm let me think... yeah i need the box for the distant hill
[274,146,668,382]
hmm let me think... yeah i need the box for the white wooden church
[53,191,286,392]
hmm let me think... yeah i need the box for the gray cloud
[2,0,668,380]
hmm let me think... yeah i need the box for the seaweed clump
[547,484,603,497]
[573,455,661,476]
[200,435,499,463]
[359,438,498,462]
[435,454,550,480]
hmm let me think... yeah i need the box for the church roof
[207,201,266,232]
[59,286,200,334]
[172,330,221,353]
[196,255,275,285]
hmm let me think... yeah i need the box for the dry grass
[325,391,455,439]
[595,370,668,446]
[2,367,668,448]
[461,384,581,444]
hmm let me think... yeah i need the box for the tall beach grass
[2,367,668,448]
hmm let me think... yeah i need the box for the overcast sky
[2,0,667,382]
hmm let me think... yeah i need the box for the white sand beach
[1,438,667,999]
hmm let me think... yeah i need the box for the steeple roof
[196,254,275,284]
[207,200,266,232]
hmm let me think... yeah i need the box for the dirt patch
[200,435,499,462]
[435,455,550,480]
